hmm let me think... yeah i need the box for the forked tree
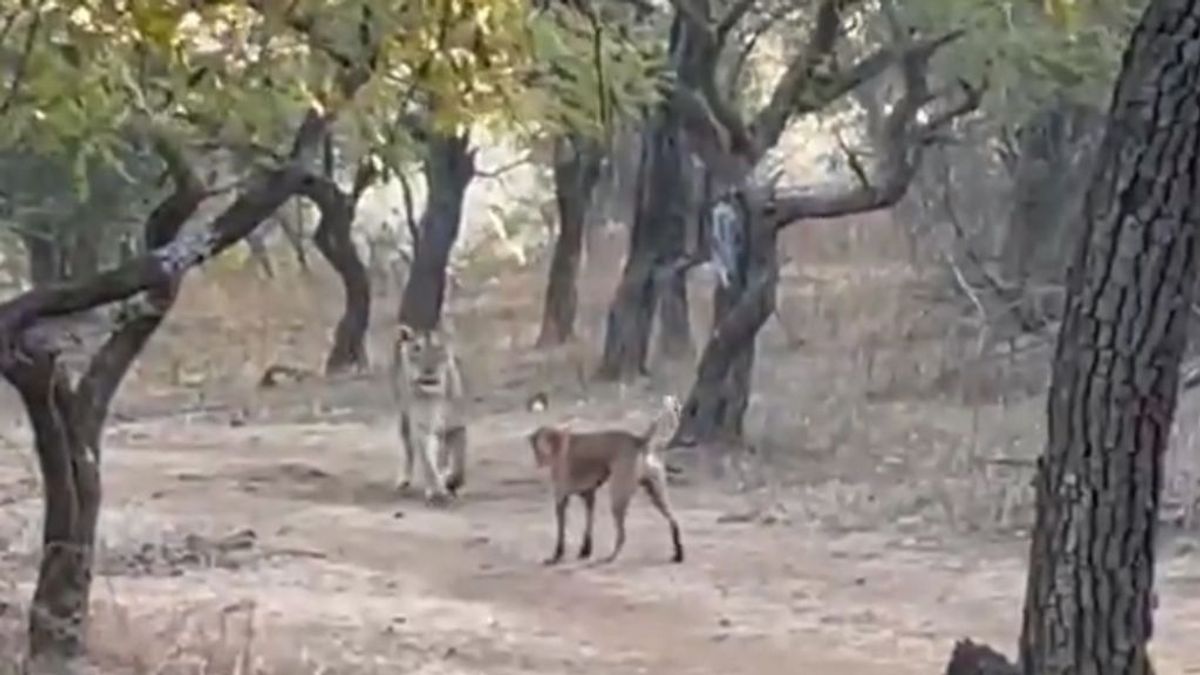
[635,0,981,445]
[0,112,331,665]
[944,0,1200,673]
[597,8,710,379]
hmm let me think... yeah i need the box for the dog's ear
[396,323,415,343]
[529,426,567,467]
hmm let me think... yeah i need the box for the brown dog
[527,413,684,565]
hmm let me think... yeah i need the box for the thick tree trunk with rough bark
[7,353,102,663]
[398,131,474,331]
[947,2,1200,672]
[537,134,603,347]
[1016,3,1200,672]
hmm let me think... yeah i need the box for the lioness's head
[394,324,455,396]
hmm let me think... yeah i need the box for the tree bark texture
[1016,2,1200,672]
[537,134,603,347]
[398,131,475,331]
[2,166,203,665]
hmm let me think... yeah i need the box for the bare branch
[766,38,981,226]
[72,135,209,437]
[749,0,862,150]
[474,154,532,179]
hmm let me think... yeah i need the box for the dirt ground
[3,217,1200,674]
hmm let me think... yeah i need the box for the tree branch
[667,0,715,38]
[396,171,421,247]
[0,110,331,367]
[725,3,801,97]
[766,39,982,226]
[73,135,207,441]
[749,0,862,150]
[474,154,532,179]
[716,0,756,42]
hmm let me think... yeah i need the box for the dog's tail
[639,395,682,447]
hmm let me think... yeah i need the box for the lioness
[390,323,467,504]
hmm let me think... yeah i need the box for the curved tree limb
[748,0,862,151]
[766,53,983,226]
[0,110,329,367]
[300,169,372,375]
[1,125,208,662]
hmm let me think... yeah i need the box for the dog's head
[527,425,568,468]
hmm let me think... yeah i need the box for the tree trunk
[597,14,709,381]
[64,227,100,282]
[597,113,695,379]
[1013,2,1200,672]
[2,177,203,667]
[309,141,373,376]
[654,266,693,361]
[398,131,475,331]
[537,134,603,347]
[999,100,1103,285]
[6,353,100,664]
[23,233,57,287]
[310,191,371,375]
[672,191,775,446]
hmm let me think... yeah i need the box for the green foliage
[516,4,668,142]
[897,0,1139,119]
[0,143,163,274]
[0,0,666,193]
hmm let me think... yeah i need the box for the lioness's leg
[397,413,415,491]
[418,425,450,503]
[441,425,467,496]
